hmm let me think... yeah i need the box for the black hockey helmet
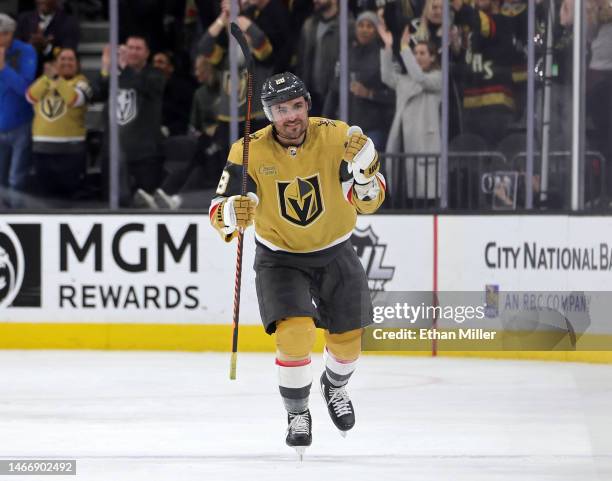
[261,72,312,122]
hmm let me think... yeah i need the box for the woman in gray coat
[379,24,442,203]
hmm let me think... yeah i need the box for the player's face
[271,97,309,141]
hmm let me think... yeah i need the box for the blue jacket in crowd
[0,38,37,132]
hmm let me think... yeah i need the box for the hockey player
[209,72,385,458]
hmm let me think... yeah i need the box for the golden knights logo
[117,88,137,126]
[40,90,67,121]
[222,69,248,106]
[277,174,324,227]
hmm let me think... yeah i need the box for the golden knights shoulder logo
[277,174,324,227]
[240,132,261,145]
[316,119,336,127]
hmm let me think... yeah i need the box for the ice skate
[320,372,355,435]
[285,409,312,461]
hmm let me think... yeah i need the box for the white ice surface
[0,351,611,481]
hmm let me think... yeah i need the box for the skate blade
[339,430,347,438]
[294,446,306,461]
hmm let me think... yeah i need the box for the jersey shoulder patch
[239,130,264,146]
[231,125,273,163]
[239,124,273,145]
[315,118,337,128]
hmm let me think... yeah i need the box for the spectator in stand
[0,13,37,193]
[15,0,79,75]
[26,48,91,198]
[163,0,217,62]
[197,0,272,155]
[240,0,292,73]
[154,55,221,209]
[380,23,441,203]
[377,0,420,51]
[297,0,351,117]
[94,35,166,207]
[287,0,313,46]
[403,0,462,140]
[332,11,394,150]
[190,56,220,141]
[578,0,612,202]
[500,0,528,121]
[119,0,166,53]
[153,50,196,137]
[409,0,442,51]
[452,0,516,148]
[375,0,426,19]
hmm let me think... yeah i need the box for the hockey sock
[276,357,312,413]
[323,347,357,387]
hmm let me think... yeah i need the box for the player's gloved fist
[221,192,258,231]
[343,126,380,184]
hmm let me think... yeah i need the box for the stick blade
[230,22,254,70]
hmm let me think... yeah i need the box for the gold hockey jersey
[27,74,91,148]
[209,117,386,253]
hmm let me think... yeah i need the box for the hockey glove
[219,193,259,233]
[343,126,380,185]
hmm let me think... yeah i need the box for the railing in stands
[380,151,607,212]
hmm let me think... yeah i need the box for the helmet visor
[265,98,309,123]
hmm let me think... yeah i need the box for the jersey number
[216,170,230,195]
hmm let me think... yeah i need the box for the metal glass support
[108,0,119,209]
[526,0,536,209]
[571,0,584,210]
[229,0,239,144]
[339,0,349,122]
[440,0,450,209]
[540,0,555,204]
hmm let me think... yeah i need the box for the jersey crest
[222,69,248,106]
[277,174,324,227]
[117,88,137,125]
[40,90,67,121]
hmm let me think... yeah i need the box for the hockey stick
[229,22,254,380]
